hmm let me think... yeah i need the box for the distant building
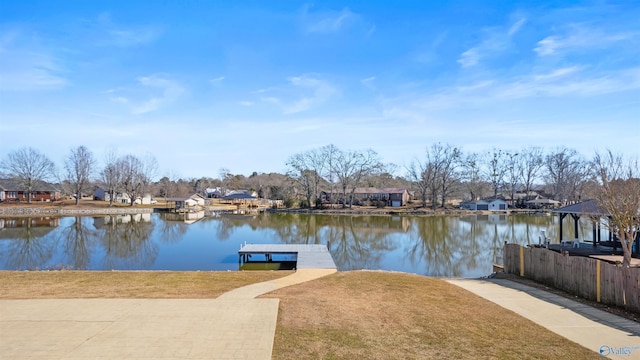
[0,178,60,202]
[321,188,410,207]
[93,187,154,204]
[167,194,206,210]
[460,198,508,211]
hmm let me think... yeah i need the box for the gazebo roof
[551,199,609,216]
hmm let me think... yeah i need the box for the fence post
[520,245,525,277]
[596,260,601,303]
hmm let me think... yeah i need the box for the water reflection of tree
[95,215,158,269]
[214,214,262,241]
[324,216,396,270]
[406,214,566,277]
[0,218,58,270]
[321,216,397,269]
[157,215,190,244]
[407,216,483,277]
[222,213,398,270]
[270,213,323,245]
[59,216,98,269]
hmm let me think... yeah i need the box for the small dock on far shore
[238,244,337,270]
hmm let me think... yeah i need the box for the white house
[167,194,206,210]
[460,198,509,211]
[94,187,154,205]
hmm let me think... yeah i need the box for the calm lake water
[0,211,606,277]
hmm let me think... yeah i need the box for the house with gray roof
[0,178,60,202]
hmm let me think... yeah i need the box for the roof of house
[0,178,59,192]
[168,194,206,202]
[463,197,508,205]
[323,187,408,194]
[223,193,257,200]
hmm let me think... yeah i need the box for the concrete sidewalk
[0,268,336,360]
[447,278,640,359]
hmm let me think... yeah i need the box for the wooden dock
[238,244,337,269]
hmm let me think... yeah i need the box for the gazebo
[551,199,640,257]
[551,199,609,246]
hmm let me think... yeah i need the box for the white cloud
[457,17,524,68]
[457,48,481,68]
[508,18,527,36]
[361,76,376,88]
[210,76,225,86]
[0,29,67,91]
[534,25,636,56]
[384,66,640,118]
[96,12,162,47]
[532,66,582,81]
[303,7,355,33]
[259,74,337,114]
[108,75,185,114]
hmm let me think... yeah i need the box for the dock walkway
[239,244,337,269]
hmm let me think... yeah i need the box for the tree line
[0,144,638,266]
[287,143,606,210]
[0,144,631,208]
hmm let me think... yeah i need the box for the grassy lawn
[0,270,599,359]
[264,271,600,360]
[0,271,290,298]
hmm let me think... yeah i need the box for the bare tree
[504,151,520,207]
[461,152,484,201]
[117,154,157,206]
[592,151,640,267]
[436,144,462,208]
[484,148,506,199]
[519,146,544,203]
[64,146,96,205]
[140,154,158,197]
[321,144,340,207]
[119,155,144,206]
[100,149,122,206]
[218,167,231,195]
[407,159,434,208]
[286,148,326,208]
[0,147,55,203]
[332,148,381,208]
[545,147,585,205]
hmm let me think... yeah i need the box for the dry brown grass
[0,271,290,298]
[0,270,601,358]
[264,271,600,360]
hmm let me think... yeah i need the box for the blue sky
[1,1,639,179]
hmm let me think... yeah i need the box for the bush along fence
[503,243,640,314]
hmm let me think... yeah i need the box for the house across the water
[0,179,60,202]
[460,197,509,211]
[321,188,410,207]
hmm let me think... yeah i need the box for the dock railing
[503,243,640,314]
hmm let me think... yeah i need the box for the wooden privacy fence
[503,243,640,314]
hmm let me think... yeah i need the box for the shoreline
[0,203,548,217]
